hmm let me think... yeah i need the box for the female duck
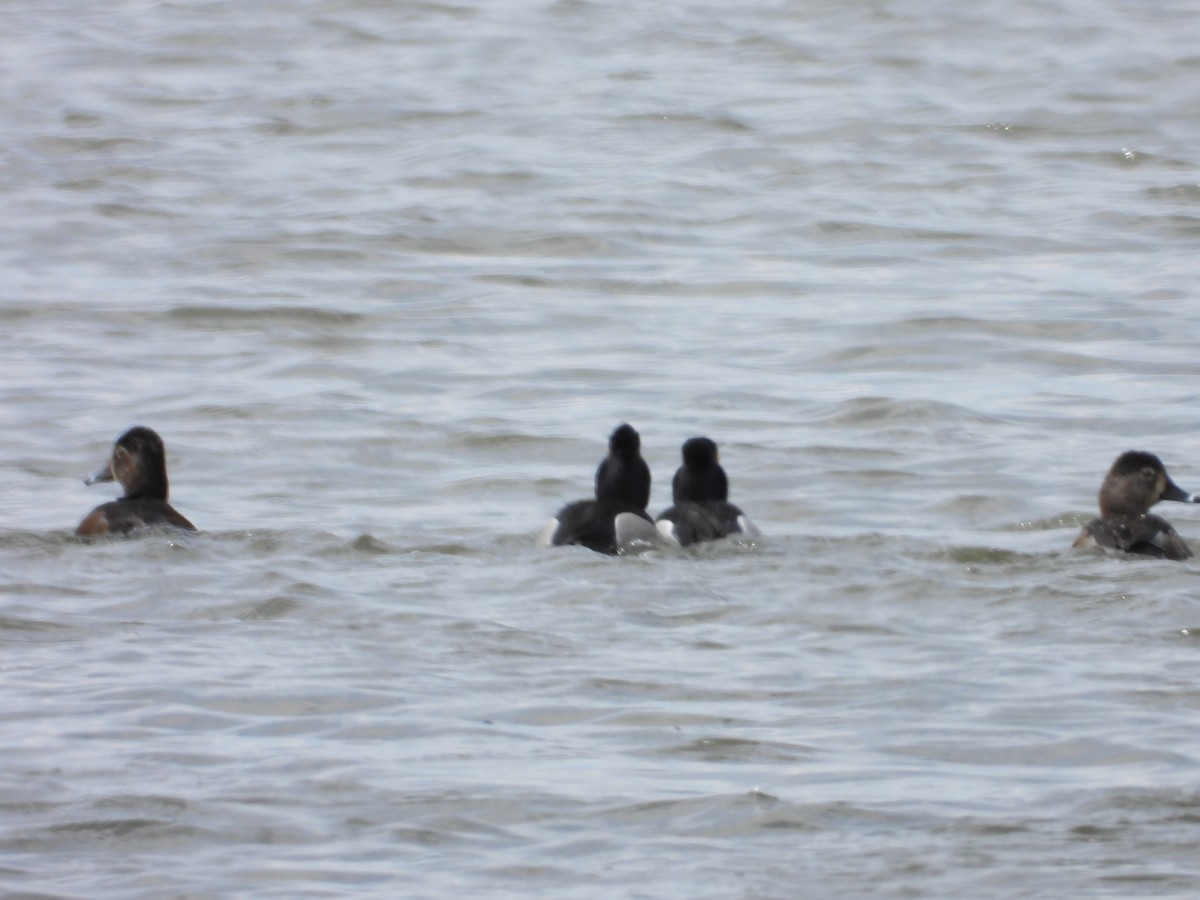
[546,423,652,554]
[76,426,197,537]
[1074,450,1197,560]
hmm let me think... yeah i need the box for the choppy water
[3,0,1200,896]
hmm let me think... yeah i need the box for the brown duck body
[76,426,197,537]
[1074,451,1196,560]
[76,497,196,537]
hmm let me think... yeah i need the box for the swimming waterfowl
[76,426,197,537]
[653,436,759,546]
[546,423,652,554]
[1073,450,1197,560]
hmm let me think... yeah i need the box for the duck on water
[76,426,197,537]
[1074,450,1198,560]
[545,423,652,555]
[616,436,760,549]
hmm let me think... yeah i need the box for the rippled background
[4,0,1200,896]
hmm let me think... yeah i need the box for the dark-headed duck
[1074,450,1197,560]
[76,426,197,537]
[652,436,760,546]
[546,423,652,554]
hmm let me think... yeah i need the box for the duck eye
[1141,467,1156,481]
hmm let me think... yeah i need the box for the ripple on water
[5,0,1200,896]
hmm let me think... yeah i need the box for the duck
[652,436,760,546]
[1073,450,1197,560]
[546,423,652,554]
[76,426,197,537]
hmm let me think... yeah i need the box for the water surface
[3,0,1200,896]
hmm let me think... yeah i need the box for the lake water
[3,0,1200,896]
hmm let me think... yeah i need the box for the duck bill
[1161,477,1200,504]
[84,462,115,486]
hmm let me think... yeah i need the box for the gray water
[3,0,1200,896]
